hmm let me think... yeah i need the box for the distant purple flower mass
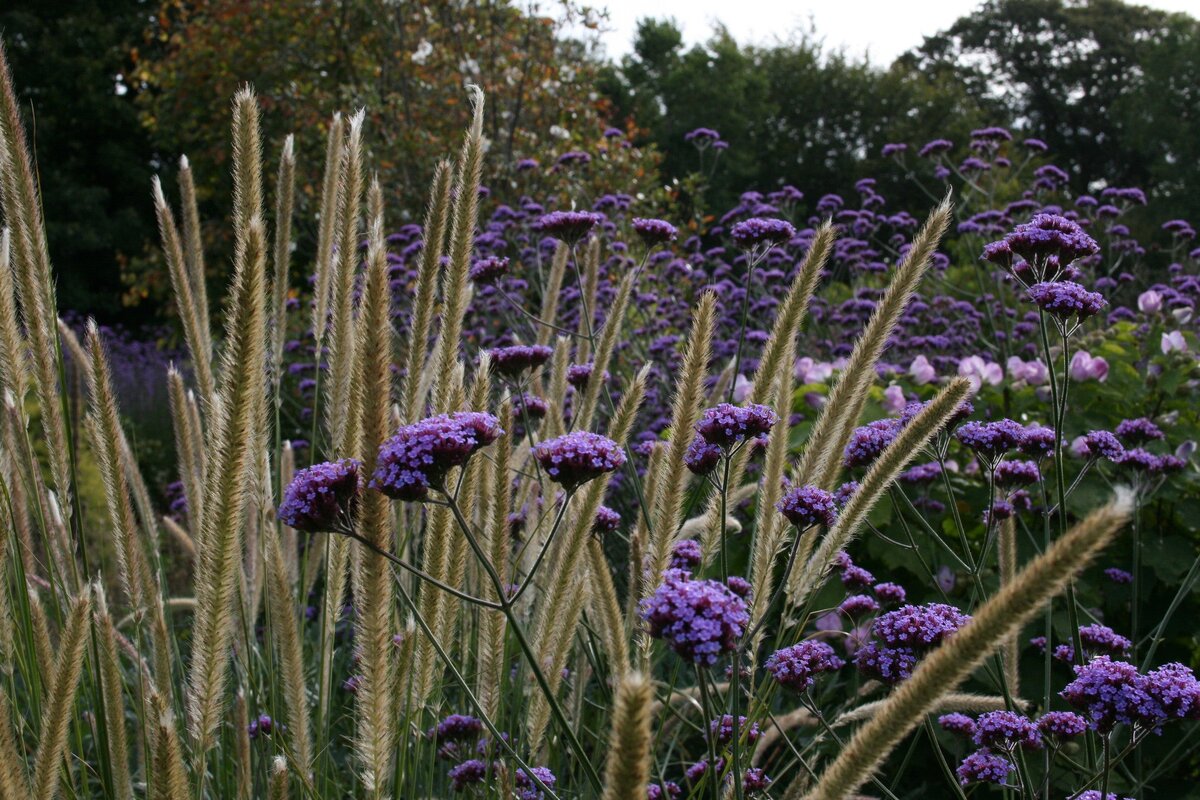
[278,458,361,532]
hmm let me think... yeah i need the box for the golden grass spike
[0,228,27,402]
[167,365,205,537]
[311,113,346,347]
[535,242,570,349]
[788,377,971,605]
[231,86,265,245]
[600,672,654,800]
[31,586,91,800]
[149,692,188,800]
[94,586,134,800]
[576,236,602,361]
[542,338,570,439]
[0,690,29,799]
[83,320,147,611]
[0,44,73,517]
[270,134,296,390]
[588,538,629,675]
[478,398,514,717]
[401,160,453,422]
[266,527,311,773]
[269,757,289,800]
[575,271,635,432]
[800,491,1131,800]
[431,87,485,413]
[154,178,216,404]
[234,690,252,800]
[646,292,717,581]
[326,110,366,457]
[998,513,1020,695]
[797,198,952,492]
[187,218,267,753]
[178,155,212,355]
[351,180,398,796]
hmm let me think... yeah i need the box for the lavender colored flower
[854,642,919,683]
[1019,425,1057,458]
[730,218,797,249]
[840,594,880,616]
[1116,447,1159,472]
[695,403,777,448]
[593,505,621,536]
[919,139,953,157]
[873,603,971,649]
[995,459,1041,487]
[536,210,603,244]
[1027,281,1107,320]
[646,782,682,800]
[685,435,722,475]
[873,582,907,604]
[434,714,483,743]
[881,142,908,157]
[669,539,703,571]
[1074,793,1134,800]
[985,213,1100,273]
[1144,662,1200,722]
[372,413,503,500]
[709,714,761,746]
[776,485,837,529]
[1036,711,1088,739]
[938,712,977,737]
[764,641,844,691]
[742,768,771,793]
[843,418,902,468]
[515,766,556,800]
[278,459,361,532]
[1115,417,1165,444]
[956,419,1026,461]
[726,575,752,599]
[567,362,609,389]
[956,749,1012,786]
[684,127,722,143]
[841,565,875,590]
[1061,656,1160,732]
[489,344,554,376]
[833,481,859,508]
[469,256,509,284]
[515,393,549,420]
[1082,430,1125,461]
[632,217,678,245]
[1104,567,1134,585]
[641,570,749,664]
[533,431,626,489]
[1079,624,1132,656]
[972,710,1043,750]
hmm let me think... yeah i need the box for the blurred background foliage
[1,0,1198,319]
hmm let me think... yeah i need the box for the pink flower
[908,355,936,385]
[1173,307,1194,325]
[1162,330,1188,354]
[795,357,833,384]
[1069,351,1109,382]
[882,385,906,415]
[1005,356,1048,387]
[957,356,1002,392]
[1138,290,1163,314]
[732,374,754,403]
[1069,436,1090,458]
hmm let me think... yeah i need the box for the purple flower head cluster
[843,418,902,468]
[695,403,778,448]
[1075,793,1134,800]
[984,213,1099,276]
[469,256,509,284]
[1079,624,1132,656]
[640,569,749,664]
[489,344,554,377]
[448,759,488,790]
[856,603,971,684]
[874,582,907,604]
[994,459,1041,487]
[533,431,625,489]
[1060,656,1200,732]
[669,538,703,571]
[730,218,797,249]
[972,710,1043,751]
[841,594,880,616]
[567,362,609,389]
[742,767,771,794]
[919,138,953,157]
[516,393,549,420]
[709,714,762,746]
[765,640,844,692]
[776,484,837,529]
[646,782,682,800]
[433,714,483,743]
[592,505,621,536]
[938,712,976,737]
[371,412,503,501]
[1036,711,1088,739]
[515,766,556,800]
[536,210,603,244]
[685,436,723,475]
[1027,281,1107,320]
[632,217,678,245]
[1115,417,1165,444]
[1082,430,1125,461]
[278,459,361,532]
[956,749,1012,786]
[684,127,721,144]
[1019,425,1057,458]
[955,419,1026,462]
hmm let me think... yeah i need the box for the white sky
[594,0,1200,63]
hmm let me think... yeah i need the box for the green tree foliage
[906,0,1200,222]
[1,0,156,315]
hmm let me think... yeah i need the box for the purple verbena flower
[972,710,1043,751]
[632,217,679,245]
[1027,281,1107,320]
[278,459,361,532]
[1036,711,1088,739]
[956,749,1012,786]
[372,413,503,500]
[938,712,976,737]
[730,218,797,249]
[537,210,604,244]
[489,344,554,377]
[533,431,626,489]
[764,641,844,692]
[695,403,778,448]
[640,570,749,664]
[776,485,837,529]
